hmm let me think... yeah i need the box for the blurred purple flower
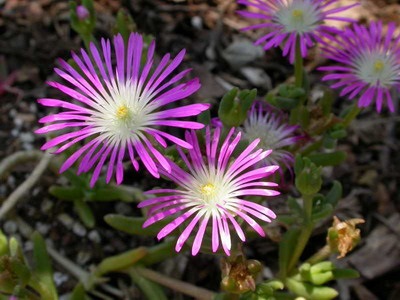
[36,33,209,186]
[319,21,400,112]
[139,126,279,256]
[241,102,300,171]
[237,0,358,63]
[76,5,89,21]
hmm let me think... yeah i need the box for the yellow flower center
[374,59,385,72]
[200,183,216,197]
[292,9,303,19]
[116,105,130,120]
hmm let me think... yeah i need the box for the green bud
[273,96,300,110]
[218,88,257,127]
[0,230,8,256]
[278,84,306,99]
[309,271,334,285]
[247,260,262,275]
[310,261,334,274]
[295,157,322,195]
[69,0,96,45]
[221,276,237,292]
[286,277,338,300]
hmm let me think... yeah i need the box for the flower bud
[327,216,364,258]
[220,256,260,294]
[76,5,90,21]
[295,157,322,195]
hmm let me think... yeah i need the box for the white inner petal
[274,0,320,34]
[242,114,280,151]
[86,79,155,145]
[184,167,236,212]
[355,50,400,87]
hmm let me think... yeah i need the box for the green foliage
[69,0,96,47]
[130,268,168,300]
[294,155,322,196]
[50,170,142,228]
[94,247,148,277]
[0,231,58,300]
[114,9,137,41]
[284,261,359,299]
[104,214,170,236]
[218,88,257,127]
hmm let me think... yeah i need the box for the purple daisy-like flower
[138,126,280,256]
[319,21,400,112]
[237,0,358,63]
[36,33,209,186]
[241,103,300,171]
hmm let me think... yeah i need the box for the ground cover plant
[1,0,399,299]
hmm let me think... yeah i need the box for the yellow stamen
[201,183,216,196]
[374,59,385,72]
[292,9,303,18]
[116,105,130,120]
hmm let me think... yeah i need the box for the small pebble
[76,251,91,265]
[41,199,54,213]
[11,128,19,137]
[29,103,38,113]
[7,175,16,187]
[24,241,34,251]
[53,272,69,286]
[58,213,74,229]
[20,132,35,143]
[72,222,87,237]
[3,220,18,234]
[14,117,23,127]
[36,222,50,235]
[22,143,34,150]
[32,187,41,197]
[115,202,132,215]
[191,16,203,29]
[0,185,6,197]
[88,230,101,243]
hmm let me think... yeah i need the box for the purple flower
[241,103,300,171]
[237,0,358,63]
[138,126,280,256]
[36,33,209,186]
[319,21,400,112]
[76,5,89,21]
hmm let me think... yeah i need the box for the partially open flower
[319,21,400,112]
[327,216,365,258]
[36,33,208,186]
[237,0,358,63]
[139,126,280,256]
[76,5,90,21]
[241,103,301,173]
[221,256,261,294]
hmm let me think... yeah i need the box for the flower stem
[286,194,314,274]
[294,36,303,89]
[305,245,331,265]
[342,104,361,127]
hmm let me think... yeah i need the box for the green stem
[299,138,323,156]
[305,245,331,265]
[286,194,314,274]
[294,36,303,89]
[342,104,361,127]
